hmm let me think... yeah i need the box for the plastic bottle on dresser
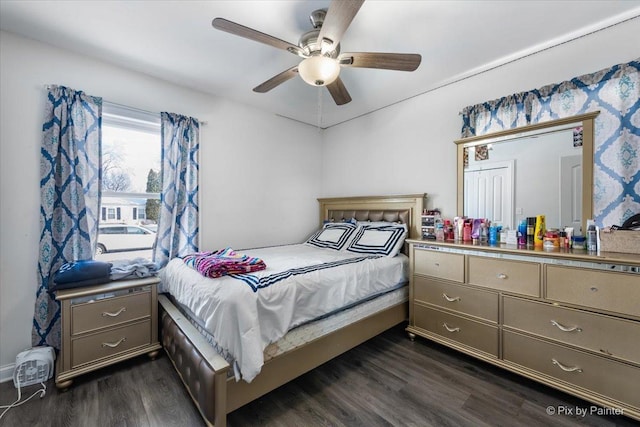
[463,221,472,242]
[445,220,454,240]
[526,217,536,246]
[518,220,527,246]
[587,224,597,252]
[534,215,546,247]
[489,224,498,245]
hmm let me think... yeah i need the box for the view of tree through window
[95,104,161,261]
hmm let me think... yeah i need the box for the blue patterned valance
[461,59,640,227]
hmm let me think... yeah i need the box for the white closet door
[560,155,582,232]
[464,161,514,229]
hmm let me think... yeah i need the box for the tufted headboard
[317,194,427,239]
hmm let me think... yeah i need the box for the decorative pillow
[305,223,357,250]
[324,217,357,225]
[356,220,403,227]
[346,224,408,257]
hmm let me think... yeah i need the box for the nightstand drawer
[71,290,151,335]
[414,276,498,323]
[414,304,498,357]
[546,265,640,318]
[414,249,464,282]
[503,330,640,408]
[71,320,152,368]
[503,296,640,366]
[467,256,540,297]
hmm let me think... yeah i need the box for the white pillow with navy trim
[305,223,358,250]
[346,224,408,257]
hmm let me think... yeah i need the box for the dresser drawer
[546,265,640,318]
[414,276,498,323]
[71,291,152,335]
[467,256,540,297]
[503,330,640,408]
[71,320,152,368]
[413,304,498,357]
[414,248,464,282]
[503,296,640,366]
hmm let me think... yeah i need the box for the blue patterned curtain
[153,112,199,267]
[34,85,102,348]
[461,59,640,227]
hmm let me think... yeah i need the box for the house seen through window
[95,103,161,262]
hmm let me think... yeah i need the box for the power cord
[0,372,47,421]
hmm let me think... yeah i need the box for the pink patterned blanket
[182,247,266,278]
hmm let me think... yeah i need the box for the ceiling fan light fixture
[298,55,340,87]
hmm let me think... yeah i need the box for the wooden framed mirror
[454,111,599,234]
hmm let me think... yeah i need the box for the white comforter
[159,244,408,382]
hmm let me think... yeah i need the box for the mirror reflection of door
[464,160,514,229]
[560,155,582,233]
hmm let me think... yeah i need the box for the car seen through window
[96,224,156,254]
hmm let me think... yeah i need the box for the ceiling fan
[212,0,421,106]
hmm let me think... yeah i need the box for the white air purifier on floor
[13,346,55,388]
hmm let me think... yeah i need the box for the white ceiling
[1,1,639,128]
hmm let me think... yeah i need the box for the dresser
[406,240,640,421]
[55,277,161,389]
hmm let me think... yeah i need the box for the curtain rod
[43,85,207,125]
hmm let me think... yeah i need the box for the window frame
[96,102,161,259]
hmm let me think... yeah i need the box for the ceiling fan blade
[318,0,365,53]
[253,66,299,93]
[212,18,304,57]
[339,52,422,71]
[326,77,352,105]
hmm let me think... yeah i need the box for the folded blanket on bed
[182,247,266,278]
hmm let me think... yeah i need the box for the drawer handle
[496,273,508,280]
[102,337,126,348]
[442,323,460,333]
[442,293,461,302]
[550,320,582,333]
[434,262,440,267]
[102,307,127,317]
[551,358,583,373]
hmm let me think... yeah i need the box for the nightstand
[54,277,161,389]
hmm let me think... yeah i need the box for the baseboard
[0,363,15,383]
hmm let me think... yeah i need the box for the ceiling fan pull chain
[317,86,323,130]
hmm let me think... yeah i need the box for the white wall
[321,18,640,218]
[0,31,322,378]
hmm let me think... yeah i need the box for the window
[95,103,161,261]
[132,207,146,220]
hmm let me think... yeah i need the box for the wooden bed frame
[158,194,426,427]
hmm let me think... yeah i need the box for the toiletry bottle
[518,220,527,246]
[446,220,454,240]
[489,225,498,245]
[587,225,597,252]
[526,217,536,246]
[534,215,546,247]
[558,231,566,248]
[463,222,472,242]
[565,227,573,249]
[435,222,445,241]
[471,218,481,240]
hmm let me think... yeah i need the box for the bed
[158,194,426,427]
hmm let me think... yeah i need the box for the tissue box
[599,229,640,254]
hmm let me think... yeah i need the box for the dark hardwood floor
[1,324,636,427]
